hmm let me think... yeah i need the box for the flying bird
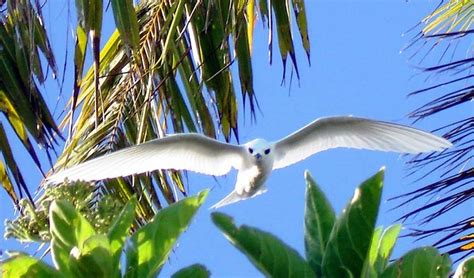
[47,116,452,208]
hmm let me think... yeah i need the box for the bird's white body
[238,139,275,195]
[47,116,453,208]
[214,139,275,208]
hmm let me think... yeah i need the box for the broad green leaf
[304,170,336,276]
[108,196,137,272]
[364,226,383,278]
[381,247,451,278]
[49,200,96,273]
[212,212,315,277]
[368,227,383,267]
[365,224,402,277]
[1,252,63,278]
[171,264,210,278]
[454,256,474,278]
[68,234,113,278]
[375,224,402,271]
[322,169,384,277]
[124,190,208,278]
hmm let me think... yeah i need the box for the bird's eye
[264,149,271,155]
[248,148,254,154]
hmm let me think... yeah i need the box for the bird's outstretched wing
[273,116,452,170]
[47,134,244,184]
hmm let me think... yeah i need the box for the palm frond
[399,0,473,258]
[0,1,60,206]
[403,217,474,262]
[50,0,310,222]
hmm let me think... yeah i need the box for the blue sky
[1,1,466,276]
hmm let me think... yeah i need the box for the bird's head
[244,139,273,162]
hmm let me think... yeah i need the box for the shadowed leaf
[171,264,210,278]
[1,252,62,278]
[108,196,137,275]
[212,212,315,277]
[49,200,96,274]
[304,170,336,276]
[366,224,402,275]
[322,169,384,277]
[125,190,208,277]
[381,247,451,278]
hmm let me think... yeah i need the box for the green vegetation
[211,170,457,277]
[4,170,472,277]
[2,190,209,277]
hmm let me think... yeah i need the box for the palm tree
[394,0,473,260]
[0,0,310,221]
[0,0,60,206]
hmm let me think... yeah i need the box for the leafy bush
[1,190,209,278]
[212,169,462,277]
[4,182,124,242]
[2,171,472,277]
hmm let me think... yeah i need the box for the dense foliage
[2,190,209,277]
[3,170,472,277]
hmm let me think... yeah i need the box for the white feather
[210,186,268,209]
[272,116,452,169]
[47,134,244,184]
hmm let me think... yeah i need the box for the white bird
[47,116,452,208]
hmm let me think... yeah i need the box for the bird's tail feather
[210,190,242,209]
[210,186,268,209]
